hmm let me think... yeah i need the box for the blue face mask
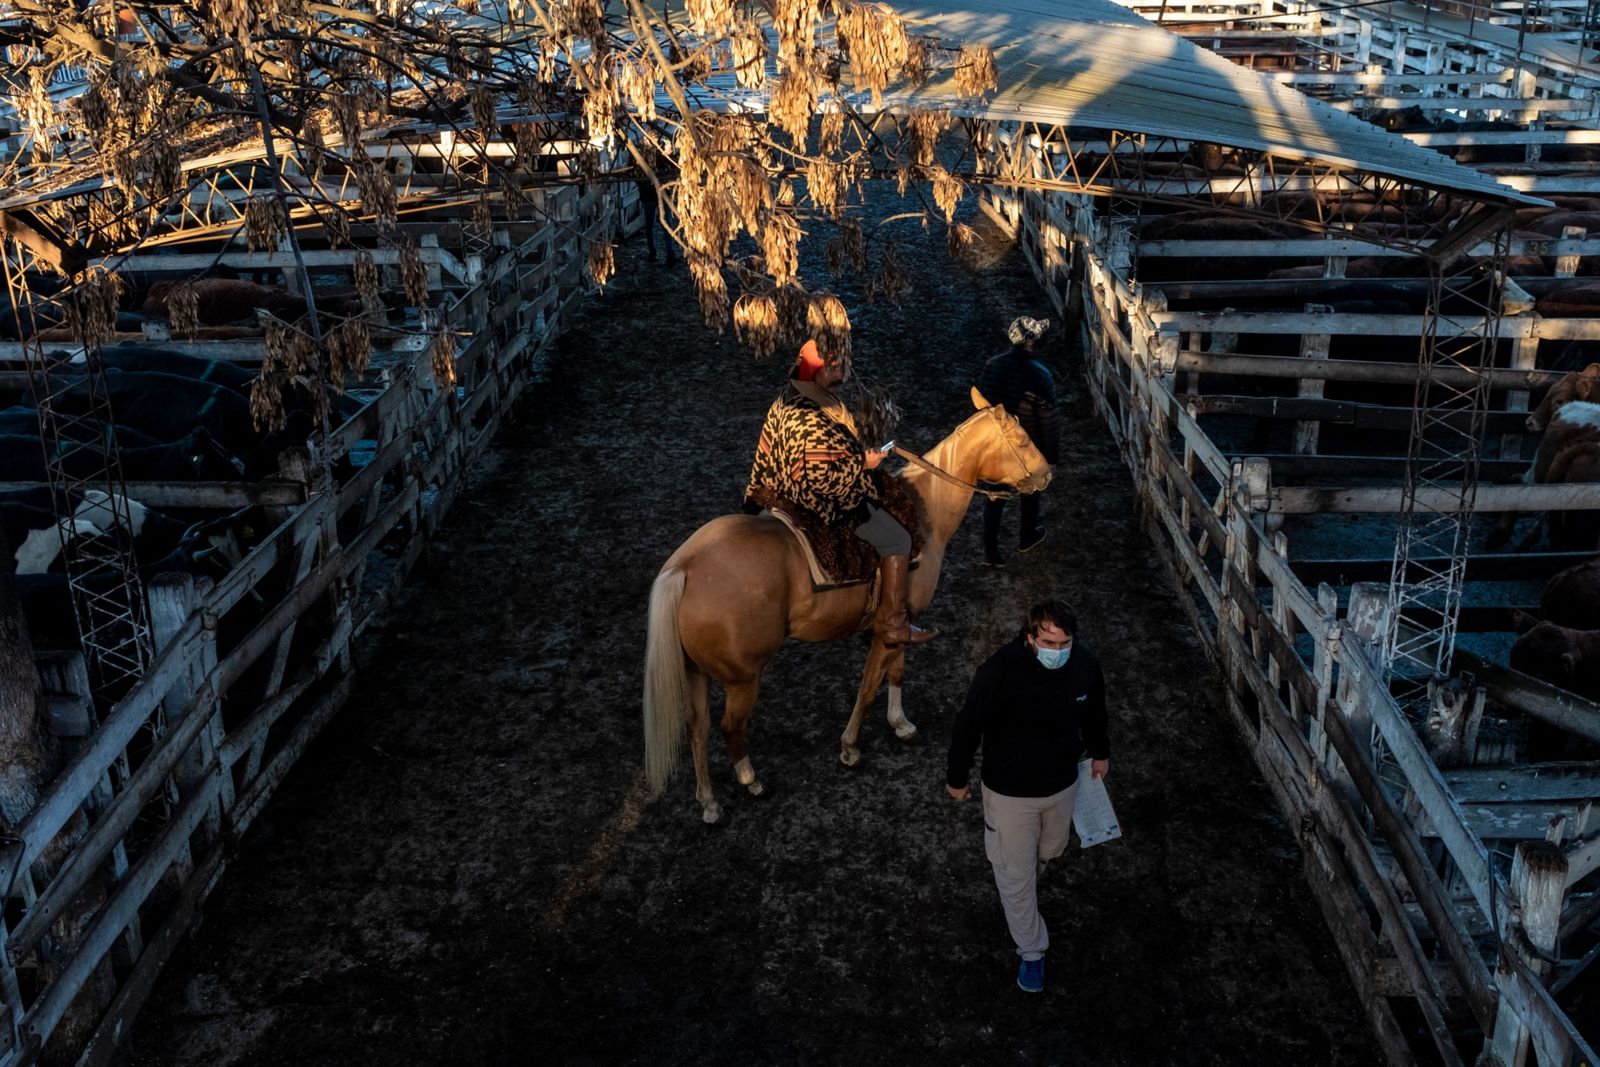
[1034,645,1071,670]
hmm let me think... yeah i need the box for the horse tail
[643,565,690,796]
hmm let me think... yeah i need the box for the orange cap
[795,339,825,381]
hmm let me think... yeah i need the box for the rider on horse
[746,339,937,647]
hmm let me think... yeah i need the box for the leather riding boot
[875,555,937,646]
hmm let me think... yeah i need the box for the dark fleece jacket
[947,636,1110,798]
[975,345,1060,464]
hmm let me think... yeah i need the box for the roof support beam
[0,210,86,277]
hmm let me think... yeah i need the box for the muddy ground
[130,194,1380,1066]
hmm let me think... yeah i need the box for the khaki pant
[982,782,1079,960]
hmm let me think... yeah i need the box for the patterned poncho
[746,377,876,526]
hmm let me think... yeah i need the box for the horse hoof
[702,804,724,826]
[733,757,759,788]
[747,780,774,801]
[839,747,860,768]
[894,723,919,742]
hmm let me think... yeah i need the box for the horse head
[966,387,1052,494]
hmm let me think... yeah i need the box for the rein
[888,405,1047,502]
[891,446,1019,502]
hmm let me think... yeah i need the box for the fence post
[1294,303,1332,455]
[1338,582,1390,772]
[1425,675,1482,769]
[1269,530,1292,698]
[1487,841,1569,1066]
[148,575,224,859]
[1311,583,1352,798]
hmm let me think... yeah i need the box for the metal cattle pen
[973,3,1600,1053]
[986,175,1600,1063]
[0,167,633,1063]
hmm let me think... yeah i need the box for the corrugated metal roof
[679,0,1543,207]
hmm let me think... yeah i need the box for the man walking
[976,316,1059,566]
[946,600,1110,993]
[631,141,677,265]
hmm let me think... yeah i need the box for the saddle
[748,471,927,590]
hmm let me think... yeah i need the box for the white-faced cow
[1512,364,1600,552]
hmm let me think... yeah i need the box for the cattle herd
[1509,365,1600,719]
[2,273,365,655]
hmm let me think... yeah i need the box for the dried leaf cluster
[244,197,286,253]
[852,385,901,448]
[733,292,781,359]
[168,283,201,339]
[865,235,909,305]
[836,3,910,108]
[399,240,430,309]
[327,318,371,390]
[430,329,458,387]
[63,271,123,351]
[253,317,320,432]
[954,44,999,99]
[4,0,1006,399]
[587,241,616,290]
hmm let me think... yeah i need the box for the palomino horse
[643,389,1052,823]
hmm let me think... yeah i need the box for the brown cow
[1523,211,1600,240]
[1539,556,1600,627]
[1529,365,1600,550]
[1509,608,1600,759]
[1489,365,1600,551]
[1527,362,1600,432]
[1534,287,1600,320]
[1510,610,1600,702]
[143,278,307,325]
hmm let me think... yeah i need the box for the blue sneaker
[1017,957,1044,993]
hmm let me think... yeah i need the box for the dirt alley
[131,194,1380,1066]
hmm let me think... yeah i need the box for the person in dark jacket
[975,316,1059,566]
[631,140,677,265]
[946,599,1111,993]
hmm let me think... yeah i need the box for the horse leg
[884,648,917,741]
[686,669,721,824]
[840,640,894,767]
[722,679,768,799]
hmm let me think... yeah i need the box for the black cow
[98,346,258,393]
[0,303,145,342]
[17,552,195,648]
[0,427,242,482]
[46,370,263,456]
[4,488,198,576]
[0,407,164,449]
[9,501,252,648]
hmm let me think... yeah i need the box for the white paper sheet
[1072,759,1122,848]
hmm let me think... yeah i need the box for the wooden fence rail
[0,180,638,1064]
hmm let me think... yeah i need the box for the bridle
[891,406,1049,501]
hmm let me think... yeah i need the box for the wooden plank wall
[985,161,1600,1064]
[0,179,638,1065]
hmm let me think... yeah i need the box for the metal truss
[1,236,153,709]
[956,118,1505,257]
[0,110,594,262]
[1383,212,1511,695]
[2,106,1521,268]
